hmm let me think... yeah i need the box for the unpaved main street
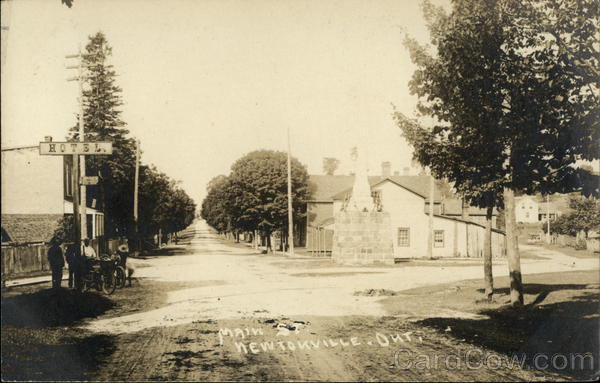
[86,221,599,334]
[2,221,597,381]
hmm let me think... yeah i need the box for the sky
[1,0,448,205]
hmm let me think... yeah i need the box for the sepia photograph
[1,0,598,381]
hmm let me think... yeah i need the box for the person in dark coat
[64,242,78,288]
[47,237,65,289]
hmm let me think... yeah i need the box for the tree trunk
[266,233,272,253]
[503,187,523,306]
[484,205,494,301]
[427,174,435,259]
[464,199,470,257]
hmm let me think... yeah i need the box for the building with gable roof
[1,144,104,245]
[305,164,505,259]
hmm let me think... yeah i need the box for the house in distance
[304,163,506,259]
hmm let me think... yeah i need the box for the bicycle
[78,256,117,295]
[114,261,127,289]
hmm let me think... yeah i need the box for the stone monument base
[331,210,394,264]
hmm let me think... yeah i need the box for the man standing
[47,237,64,289]
[82,238,97,259]
[64,242,78,288]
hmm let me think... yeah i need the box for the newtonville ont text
[218,327,423,355]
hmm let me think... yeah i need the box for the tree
[568,197,600,239]
[323,157,340,176]
[545,196,600,239]
[138,165,196,246]
[223,150,311,252]
[65,32,196,246]
[201,175,233,234]
[53,216,76,243]
[70,31,137,238]
[397,0,598,306]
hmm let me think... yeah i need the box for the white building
[1,145,104,244]
[515,196,539,223]
[515,195,563,223]
[305,171,505,258]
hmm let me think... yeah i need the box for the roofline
[431,213,506,234]
[329,177,442,202]
[371,177,428,199]
[443,212,496,216]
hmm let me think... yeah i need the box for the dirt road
[85,221,597,334]
[3,221,595,381]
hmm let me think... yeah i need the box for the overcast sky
[1,0,448,204]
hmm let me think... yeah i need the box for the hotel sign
[39,141,113,155]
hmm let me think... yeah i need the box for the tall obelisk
[347,146,374,212]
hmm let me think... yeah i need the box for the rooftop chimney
[44,136,53,142]
[403,167,410,176]
[393,171,400,176]
[381,161,391,177]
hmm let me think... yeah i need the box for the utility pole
[71,153,82,287]
[134,139,140,253]
[286,125,295,256]
[66,47,87,241]
[546,194,551,244]
[427,171,435,259]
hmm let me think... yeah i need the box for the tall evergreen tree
[70,32,136,238]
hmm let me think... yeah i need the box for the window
[434,230,444,247]
[397,228,410,247]
[65,162,72,197]
[372,190,382,211]
[95,214,104,236]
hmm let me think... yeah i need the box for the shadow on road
[2,332,116,381]
[476,283,592,297]
[140,247,189,258]
[2,288,118,381]
[417,286,599,380]
[1,288,115,328]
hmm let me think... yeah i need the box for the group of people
[46,238,134,289]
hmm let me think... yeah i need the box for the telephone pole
[287,125,295,256]
[546,194,551,244]
[134,139,140,253]
[66,47,87,241]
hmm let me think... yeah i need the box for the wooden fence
[1,237,127,280]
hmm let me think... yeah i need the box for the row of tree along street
[205,0,598,309]
[201,150,312,252]
[395,0,598,306]
[201,0,598,310]
[53,32,196,248]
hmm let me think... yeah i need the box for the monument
[331,146,395,264]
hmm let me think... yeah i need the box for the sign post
[40,139,112,289]
[80,176,99,186]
